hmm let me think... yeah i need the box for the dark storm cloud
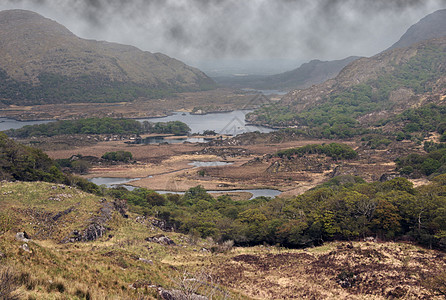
[1,0,445,65]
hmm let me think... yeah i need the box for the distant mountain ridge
[264,56,361,90]
[0,9,215,105]
[387,8,446,50]
[214,56,360,91]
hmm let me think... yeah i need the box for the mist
[1,0,445,75]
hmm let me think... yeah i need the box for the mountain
[214,56,360,91]
[261,56,361,90]
[248,36,446,127]
[388,9,446,50]
[0,9,215,105]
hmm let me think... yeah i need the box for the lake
[1,110,273,137]
[188,161,233,167]
[0,117,53,131]
[241,88,288,96]
[138,110,274,135]
[88,177,143,187]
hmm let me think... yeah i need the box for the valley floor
[43,136,426,198]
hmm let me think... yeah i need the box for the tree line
[106,175,446,251]
[5,118,191,138]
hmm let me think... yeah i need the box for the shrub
[276,143,357,160]
[211,240,234,253]
[102,151,133,162]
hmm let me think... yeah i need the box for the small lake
[132,136,208,145]
[138,110,274,135]
[88,177,142,188]
[0,117,53,131]
[156,189,282,200]
[188,161,233,167]
[242,88,288,96]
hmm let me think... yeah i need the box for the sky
[1,0,445,75]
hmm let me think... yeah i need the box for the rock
[20,243,31,252]
[129,280,156,289]
[151,219,174,231]
[82,223,106,241]
[158,288,208,300]
[146,234,176,246]
[363,236,376,242]
[15,232,30,242]
[138,258,153,264]
[0,251,5,258]
[63,202,114,243]
[379,173,400,182]
[113,199,128,218]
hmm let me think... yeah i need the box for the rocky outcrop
[63,201,117,243]
[15,232,30,242]
[146,234,176,246]
[158,288,208,300]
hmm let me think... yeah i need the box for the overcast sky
[1,0,445,74]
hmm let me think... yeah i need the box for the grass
[0,181,102,241]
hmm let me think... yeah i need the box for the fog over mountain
[1,0,445,75]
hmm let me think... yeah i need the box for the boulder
[15,232,30,242]
[138,258,153,264]
[20,243,31,253]
[158,288,208,300]
[151,219,174,231]
[146,234,176,246]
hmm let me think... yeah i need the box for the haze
[1,0,445,75]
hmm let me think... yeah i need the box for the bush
[396,149,446,177]
[276,143,358,160]
[211,240,234,253]
[102,151,133,162]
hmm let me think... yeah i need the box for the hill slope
[0,9,215,105]
[248,36,446,127]
[388,9,446,50]
[1,179,446,299]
